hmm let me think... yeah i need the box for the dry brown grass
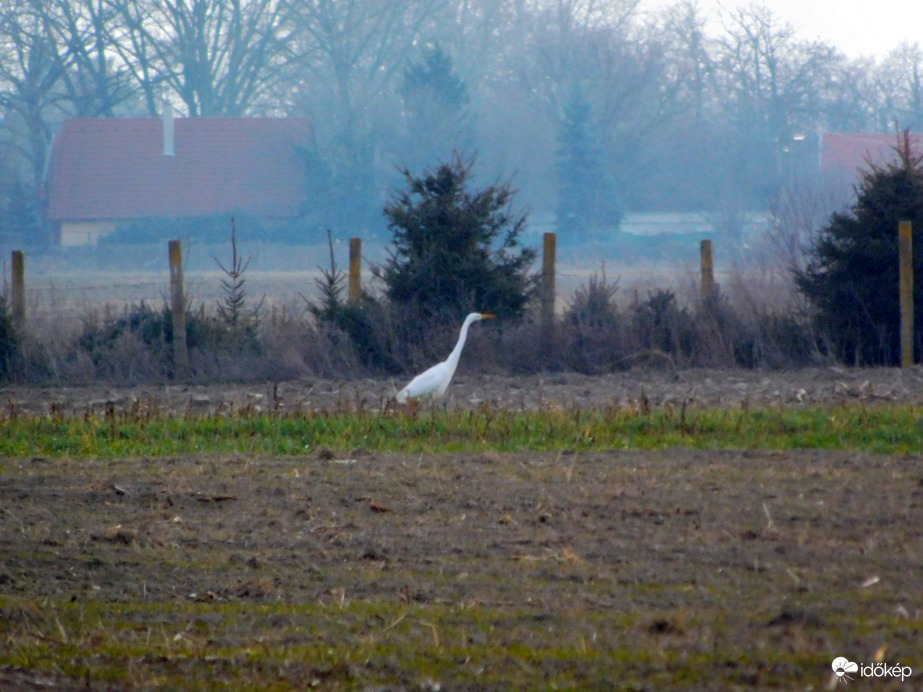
[2,240,827,387]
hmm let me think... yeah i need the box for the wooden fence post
[899,220,913,367]
[168,239,188,379]
[700,239,715,302]
[542,232,556,358]
[11,250,25,327]
[348,237,362,305]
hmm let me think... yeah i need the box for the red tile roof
[46,116,311,221]
[820,132,918,178]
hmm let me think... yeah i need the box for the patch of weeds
[304,230,401,373]
[562,272,626,373]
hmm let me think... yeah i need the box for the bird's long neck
[445,315,477,376]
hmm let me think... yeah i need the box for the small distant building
[820,132,920,183]
[44,110,311,246]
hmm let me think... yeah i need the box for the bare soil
[4,365,923,417]
[1,368,922,690]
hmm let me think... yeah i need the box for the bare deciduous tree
[0,0,73,241]
[287,0,452,230]
[42,0,135,117]
[292,0,450,126]
[876,41,923,131]
[109,0,299,116]
[513,0,676,222]
[767,176,849,275]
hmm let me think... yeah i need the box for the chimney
[162,101,175,157]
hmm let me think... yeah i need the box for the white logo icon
[832,657,859,683]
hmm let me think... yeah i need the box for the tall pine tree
[399,44,474,171]
[555,90,621,245]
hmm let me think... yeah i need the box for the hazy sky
[638,0,922,60]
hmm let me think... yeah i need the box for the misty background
[0,0,921,327]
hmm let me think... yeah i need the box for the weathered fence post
[11,250,25,327]
[700,239,715,302]
[348,237,362,305]
[899,220,914,367]
[542,232,556,358]
[168,239,188,379]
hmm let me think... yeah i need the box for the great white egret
[396,312,495,402]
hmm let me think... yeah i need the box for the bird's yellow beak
[480,313,496,319]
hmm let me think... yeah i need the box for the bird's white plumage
[396,312,495,403]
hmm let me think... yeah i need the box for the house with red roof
[45,110,311,246]
[820,132,919,183]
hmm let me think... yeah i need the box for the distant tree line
[1,0,922,246]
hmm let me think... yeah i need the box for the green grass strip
[1,402,920,459]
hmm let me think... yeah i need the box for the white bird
[396,312,495,403]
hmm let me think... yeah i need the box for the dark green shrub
[78,304,167,362]
[631,289,695,363]
[562,273,625,373]
[566,273,620,328]
[734,311,820,368]
[73,302,260,383]
[0,295,19,381]
[306,232,402,373]
[74,304,171,381]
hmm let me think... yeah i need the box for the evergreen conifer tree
[399,44,474,171]
[0,295,19,381]
[555,90,621,245]
[796,131,923,365]
[376,154,536,323]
